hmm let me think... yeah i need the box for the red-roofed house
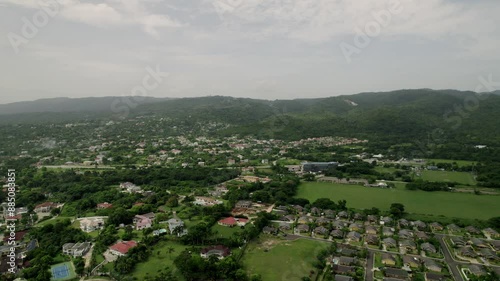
[97,202,113,209]
[34,202,57,213]
[3,230,28,245]
[218,217,249,227]
[109,241,137,256]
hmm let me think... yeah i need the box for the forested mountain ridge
[1,90,500,149]
[0,96,170,115]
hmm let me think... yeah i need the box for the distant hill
[0,96,170,115]
[1,90,500,144]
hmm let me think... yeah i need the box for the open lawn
[211,224,245,239]
[426,159,477,167]
[36,216,73,227]
[419,170,476,185]
[374,166,400,174]
[243,238,329,281]
[296,182,500,220]
[132,240,188,280]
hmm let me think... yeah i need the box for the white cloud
[0,0,182,38]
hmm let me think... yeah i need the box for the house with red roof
[218,217,249,227]
[34,202,58,213]
[3,230,28,246]
[109,241,137,256]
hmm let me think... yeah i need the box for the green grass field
[36,216,73,227]
[374,166,400,174]
[426,159,476,167]
[296,182,500,220]
[243,238,329,281]
[132,241,188,280]
[419,170,476,185]
[211,224,245,239]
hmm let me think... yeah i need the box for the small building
[200,245,230,259]
[97,202,113,209]
[382,227,394,237]
[339,256,357,266]
[194,196,223,207]
[465,226,481,235]
[314,226,329,236]
[483,227,500,239]
[62,242,91,258]
[384,268,409,279]
[262,226,278,235]
[79,218,104,233]
[402,255,420,268]
[346,231,361,242]
[235,200,252,209]
[383,237,397,248]
[34,202,57,213]
[166,218,188,237]
[296,224,310,233]
[421,242,437,253]
[381,253,396,266]
[330,229,344,239]
[425,272,446,281]
[365,225,378,235]
[134,215,153,230]
[366,234,379,245]
[399,239,417,251]
[429,222,443,231]
[467,265,486,277]
[423,258,442,272]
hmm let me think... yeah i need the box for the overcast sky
[1,0,499,104]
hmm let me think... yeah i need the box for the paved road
[436,234,464,281]
[365,250,374,281]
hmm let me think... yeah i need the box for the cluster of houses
[331,245,365,281]
[448,230,500,263]
[268,204,500,279]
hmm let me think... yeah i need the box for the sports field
[296,182,500,220]
[50,262,76,281]
[419,170,476,185]
[243,238,329,281]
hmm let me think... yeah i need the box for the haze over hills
[0,96,171,115]
[1,89,499,145]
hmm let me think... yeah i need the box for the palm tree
[167,246,175,257]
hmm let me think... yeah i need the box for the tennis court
[50,262,76,280]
